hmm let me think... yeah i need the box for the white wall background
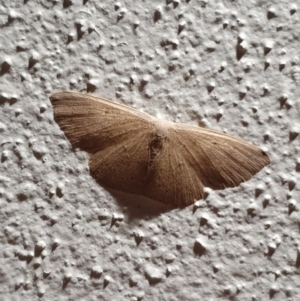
[1,0,300,300]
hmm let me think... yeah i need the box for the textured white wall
[0,0,299,300]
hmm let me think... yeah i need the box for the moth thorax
[150,122,168,152]
[146,124,168,173]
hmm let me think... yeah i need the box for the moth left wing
[144,123,270,206]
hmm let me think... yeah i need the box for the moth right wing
[50,91,152,154]
[88,129,151,196]
[50,91,153,196]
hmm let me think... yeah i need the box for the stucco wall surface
[0,0,300,300]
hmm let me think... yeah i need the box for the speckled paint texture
[0,0,299,300]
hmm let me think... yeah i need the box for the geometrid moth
[50,91,270,206]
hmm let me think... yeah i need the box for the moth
[50,91,270,207]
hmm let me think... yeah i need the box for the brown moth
[50,91,270,207]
